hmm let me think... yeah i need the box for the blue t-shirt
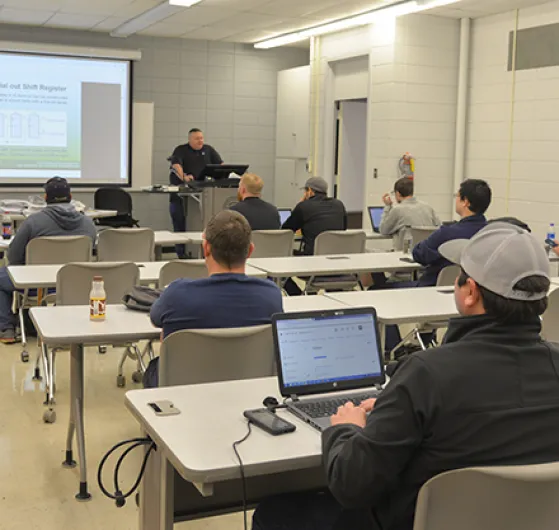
[150,273,284,338]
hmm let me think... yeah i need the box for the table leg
[155,246,163,261]
[379,323,387,362]
[140,446,173,530]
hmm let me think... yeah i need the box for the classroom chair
[414,462,559,530]
[158,260,207,289]
[159,325,274,387]
[97,228,155,262]
[410,226,438,246]
[94,187,139,228]
[17,235,92,364]
[305,230,366,294]
[38,262,140,423]
[251,230,294,258]
[542,288,559,343]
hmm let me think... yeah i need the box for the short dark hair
[189,128,202,135]
[205,210,252,268]
[489,217,531,233]
[459,179,492,214]
[457,268,549,321]
[394,177,414,198]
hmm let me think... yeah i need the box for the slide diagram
[0,110,67,148]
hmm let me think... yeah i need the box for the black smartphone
[399,257,416,263]
[243,408,296,436]
[545,238,558,248]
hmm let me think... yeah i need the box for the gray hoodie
[8,203,97,265]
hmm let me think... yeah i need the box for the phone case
[243,409,296,436]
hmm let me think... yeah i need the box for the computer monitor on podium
[199,164,249,181]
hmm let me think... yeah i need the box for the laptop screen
[274,310,384,395]
[278,209,291,225]
[368,206,384,232]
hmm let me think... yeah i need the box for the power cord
[98,437,156,507]
[232,421,253,530]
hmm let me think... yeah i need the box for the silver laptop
[272,308,385,431]
[278,208,291,225]
[368,206,384,233]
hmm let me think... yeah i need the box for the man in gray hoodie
[0,177,97,343]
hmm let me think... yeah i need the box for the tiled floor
[0,340,242,530]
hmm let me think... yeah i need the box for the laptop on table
[278,208,291,226]
[272,308,385,431]
[368,206,384,233]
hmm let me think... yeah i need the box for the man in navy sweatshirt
[144,209,283,387]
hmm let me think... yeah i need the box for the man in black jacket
[253,222,559,530]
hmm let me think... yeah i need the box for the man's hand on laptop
[359,398,377,413]
[331,402,367,428]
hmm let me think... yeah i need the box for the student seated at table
[281,177,347,296]
[253,222,559,530]
[144,210,283,388]
[0,177,97,344]
[230,173,280,230]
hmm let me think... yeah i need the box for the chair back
[158,260,208,289]
[94,187,133,215]
[542,288,559,342]
[414,463,559,530]
[159,325,274,387]
[436,265,460,287]
[97,228,155,262]
[411,226,437,247]
[252,230,293,258]
[26,236,92,265]
[56,262,139,306]
[314,230,366,256]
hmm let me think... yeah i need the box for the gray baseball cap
[303,177,328,194]
[439,222,550,301]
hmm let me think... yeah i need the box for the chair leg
[33,349,42,381]
[416,331,428,351]
[42,345,57,424]
[18,305,28,363]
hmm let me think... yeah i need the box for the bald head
[239,173,264,200]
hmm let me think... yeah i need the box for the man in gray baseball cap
[253,222,559,530]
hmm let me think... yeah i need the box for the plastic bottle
[1,215,12,240]
[548,223,556,242]
[89,276,106,321]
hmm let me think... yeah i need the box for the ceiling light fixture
[254,0,460,49]
[111,0,201,38]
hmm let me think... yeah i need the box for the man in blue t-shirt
[144,210,283,387]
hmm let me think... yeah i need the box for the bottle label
[2,223,11,240]
[90,297,106,320]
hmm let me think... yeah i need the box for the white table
[126,377,328,529]
[8,261,266,289]
[153,231,195,259]
[30,305,160,501]
[6,209,117,222]
[248,252,422,285]
[282,294,349,313]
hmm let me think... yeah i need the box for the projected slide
[0,52,131,186]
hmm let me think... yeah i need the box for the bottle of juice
[89,276,106,321]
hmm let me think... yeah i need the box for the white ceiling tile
[0,7,55,25]
[168,5,244,26]
[112,0,161,18]
[58,0,135,17]
[91,16,131,31]
[184,26,243,40]
[43,12,108,29]
[138,21,200,36]
[0,0,64,8]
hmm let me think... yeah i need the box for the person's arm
[412,226,449,266]
[379,205,399,236]
[170,147,193,183]
[210,146,223,165]
[282,203,304,232]
[431,207,441,227]
[322,356,439,509]
[150,283,176,328]
[7,220,32,265]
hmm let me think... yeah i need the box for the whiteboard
[131,101,154,188]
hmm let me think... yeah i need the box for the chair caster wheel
[98,346,107,354]
[43,409,56,423]
[21,351,29,363]
[132,371,142,383]
[116,375,126,388]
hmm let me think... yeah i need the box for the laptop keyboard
[292,393,380,419]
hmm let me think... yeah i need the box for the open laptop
[272,308,385,431]
[278,208,292,226]
[368,206,384,233]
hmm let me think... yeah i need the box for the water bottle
[548,223,556,242]
[1,215,11,240]
[89,276,106,321]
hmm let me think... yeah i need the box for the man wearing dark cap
[254,222,559,530]
[0,177,97,342]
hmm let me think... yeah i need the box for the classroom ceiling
[0,0,553,43]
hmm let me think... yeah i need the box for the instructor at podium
[169,128,223,258]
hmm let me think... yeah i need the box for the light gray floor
[0,340,243,529]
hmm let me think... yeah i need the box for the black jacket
[282,194,347,255]
[322,314,559,530]
[230,197,280,231]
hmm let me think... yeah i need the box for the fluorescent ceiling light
[111,0,201,38]
[254,0,460,49]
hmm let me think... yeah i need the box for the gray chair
[305,230,366,294]
[414,463,559,530]
[158,260,207,289]
[542,288,559,342]
[17,235,92,364]
[97,228,155,262]
[251,230,294,258]
[159,325,274,387]
[411,226,438,247]
[38,262,140,423]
